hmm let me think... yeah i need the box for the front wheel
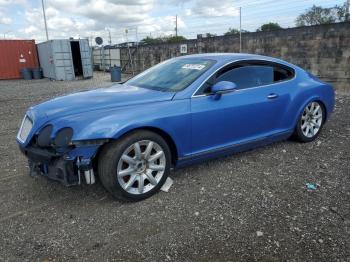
[98,130,171,201]
[294,101,325,142]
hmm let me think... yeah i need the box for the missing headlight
[54,127,73,147]
[37,125,53,147]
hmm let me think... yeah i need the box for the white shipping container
[37,39,93,81]
[93,47,121,71]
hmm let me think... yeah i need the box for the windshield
[126,58,216,92]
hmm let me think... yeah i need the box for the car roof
[178,53,296,68]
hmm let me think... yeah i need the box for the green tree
[257,22,283,32]
[205,33,217,37]
[295,3,349,26]
[224,28,240,36]
[166,35,187,43]
[141,35,186,45]
[224,28,248,36]
[141,36,163,45]
[336,2,350,22]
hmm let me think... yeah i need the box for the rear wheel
[98,130,171,201]
[294,101,325,142]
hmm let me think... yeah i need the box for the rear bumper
[19,144,98,186]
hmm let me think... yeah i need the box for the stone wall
[120,22,350,89]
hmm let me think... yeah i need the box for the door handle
[267,93,279,99]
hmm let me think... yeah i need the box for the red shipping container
[0,40,39,80]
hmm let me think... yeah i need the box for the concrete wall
[120,22,350,89]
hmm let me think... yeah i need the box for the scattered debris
[306,183,320,190]
[160,177,174,192]
[98,195,108,201]
[256,231,264,237]
[329,206,345,221]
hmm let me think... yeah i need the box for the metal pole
[3,31,11,38]
[346,0,350,20]
[41,0,49,40]
[126,30,135,76]
[175,15,178,37]
[135,27,139,73]
[239,7,242,53]
[135,27,138,43]
[108,30,112,45]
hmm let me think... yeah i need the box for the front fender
[52,100,192,159]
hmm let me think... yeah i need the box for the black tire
[98,130,171,201]
[294,101,326,143]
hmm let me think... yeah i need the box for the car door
[190,62,294,156]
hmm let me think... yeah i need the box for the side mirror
[211,81,237,98]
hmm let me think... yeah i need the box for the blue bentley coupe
[17,53,335,201]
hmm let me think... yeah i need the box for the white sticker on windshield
[182,64,206,70]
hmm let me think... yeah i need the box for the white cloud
[138,15,186,36]
[24,25,38,34]
[191,0,239,17]
[0,10,12,24]
[0,0,26,5]
[185,9,192,16]
[0,16,12,24]
[45,7,58,18]
[4,0,240,41]
[19,0,186,41]
[47,0,155,26]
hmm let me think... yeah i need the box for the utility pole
[41,0,49,40]
[90,35,93,47]
[125,29,135,76]
[239,7,242,53]
[175,15,178,37]
[135,27,139,44]
[346,0,350,21]
[3,30,11,39]
[106,28,112,45]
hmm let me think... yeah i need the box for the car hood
[31,84,175,121]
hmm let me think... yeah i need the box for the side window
[200,75,215,94]
[194,61,295,96]
[273,65,294,82]
[216,65,274,90]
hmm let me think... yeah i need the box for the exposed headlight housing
[37,125,53,147]
[17,115,33,143]
[54,127,73,147]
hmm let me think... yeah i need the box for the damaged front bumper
[19,144,101,186]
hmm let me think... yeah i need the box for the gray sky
[0,0,346,43]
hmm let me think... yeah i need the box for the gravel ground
[0,73,349,262]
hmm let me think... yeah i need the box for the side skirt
[175,130,293,169]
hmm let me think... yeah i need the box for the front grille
[17,115,33,143]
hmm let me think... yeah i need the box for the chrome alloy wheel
[301,101,323,138]
[117,140,166,195]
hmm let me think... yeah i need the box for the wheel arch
[293,96,328,129]
[316,99,327,122]
[94,126,179,168]
[129,126,179,166]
